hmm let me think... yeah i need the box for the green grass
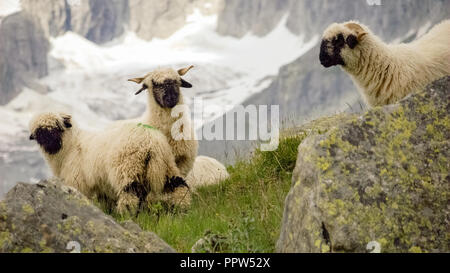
[102,132,307,253]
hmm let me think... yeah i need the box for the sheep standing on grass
[29,112,190,214]
[128,66,229,189]
[320,20,450,107]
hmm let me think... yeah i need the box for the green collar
[137,123,157,130]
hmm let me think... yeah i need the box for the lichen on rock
[277,77,450,253]
[0,179,175,253]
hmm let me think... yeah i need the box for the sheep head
[128,66,194,109]
[320,21,368,69]
[29,112,73,155]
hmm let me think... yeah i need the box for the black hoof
[123,181,149,207]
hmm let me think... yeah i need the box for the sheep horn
[128,77,144,84]
[135,85,148,95]
[178,65,194,76]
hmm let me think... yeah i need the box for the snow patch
[0,0,21,17]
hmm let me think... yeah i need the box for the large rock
[217,0,291,38]
[0,12,49,105]
[21,0,129,44]
[128,0,220,40]
[0,179,175,253]
[277,77,450,253]
[70,0,129,44]
[20,0,70,38]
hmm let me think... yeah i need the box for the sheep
[319,20,450,107]
[29,112,191,214]
[127,66,198,177]
[186,156,230,191]
[127,66,230,189]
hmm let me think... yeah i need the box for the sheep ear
[345,22,367,40]
[180,78,193,88]
[60,114,72,128]
[128,77,145,84]
[178,65,194,76]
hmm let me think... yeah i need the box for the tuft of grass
[100,133,307,253]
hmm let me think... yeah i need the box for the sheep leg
[163,151,192,209]
[162,176,192,210]
[158,151,192,209]
[117,190,140,215]
[166,184,191,210]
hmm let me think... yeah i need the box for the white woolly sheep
[29,112,191,214]
[127,66,230,188]
[127,66,198,177]
[186,156,230,191]
[320,20,450,107]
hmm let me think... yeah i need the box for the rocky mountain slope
[218,0,450,40]
[285,0,450,41]
[129,0,221,40]
[21,0,128,44]
[278,77,450,253]
[0,12,49,105]
[0,0,130,104]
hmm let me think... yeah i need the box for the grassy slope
[102,115,351,253]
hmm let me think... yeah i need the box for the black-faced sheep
[127,66,198,177]
[128,66,230,189]
[29,112,191,214]
[320,20,450,107]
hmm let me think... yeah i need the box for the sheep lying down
[29,112,191,214]
[186,156,230,191]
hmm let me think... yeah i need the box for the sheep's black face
[30,116,72,155]
[32,126,64,155]
[320,33,357,68]
[152,79,181,109]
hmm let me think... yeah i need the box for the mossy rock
[277,77,450,253]
[0,179,174,253]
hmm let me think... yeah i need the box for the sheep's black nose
[163,85,180,108]
[319,40,332,67]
